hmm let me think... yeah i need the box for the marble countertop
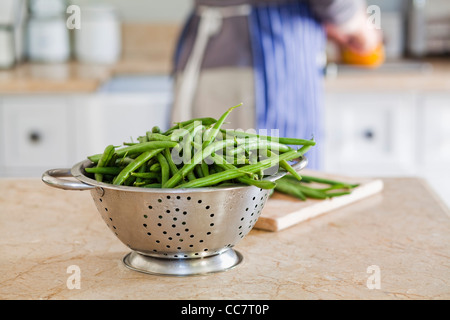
[0,59,172,94]
[1,58,449,94]
[0,23,179,94]
[324,59,450,93]
[0,177,449,300]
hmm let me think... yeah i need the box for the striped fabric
[173,1,326,170]
[249,2,326,169]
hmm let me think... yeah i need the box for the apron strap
[172,5,251,122]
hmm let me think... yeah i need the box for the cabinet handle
[363,129,375,140]
[28,131,42,144]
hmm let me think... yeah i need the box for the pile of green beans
[84,103,316,189]
[275,175,360,200]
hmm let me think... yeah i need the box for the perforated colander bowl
[42,157,307,276]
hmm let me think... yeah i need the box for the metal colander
[42,157,307,276]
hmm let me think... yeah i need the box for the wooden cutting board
[254,170,384,232]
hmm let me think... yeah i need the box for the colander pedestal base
[122,249,243,276]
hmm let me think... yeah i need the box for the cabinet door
[421,94,450,168]
[0,96,71,173]
[416,94,450,208]
[72,93,171,162]
[323,93,417,176]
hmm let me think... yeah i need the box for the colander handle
[291,156,308,172]
[264,156,308,182]
[42,168,94,191]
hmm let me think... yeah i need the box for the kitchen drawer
[323,93,417,176]
[0,97,71,169]
[72,93,171,162]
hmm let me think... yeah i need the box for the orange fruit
[341,44,385,68]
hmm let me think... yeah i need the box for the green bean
[267,150,302,181]
[113,148,164,185]
[126,176,137,186]
[221,130,316,146]
[163,139,237,188]
[169,121,200,143]
[227,138,291,156]
[182,123,203,165]
[296,144,314,157]
[296,186,328,199]
[200,161,209,177]
[188,124,205,163]
[213,161,276,189]
[146,132,172,141]
[316,184,353,192]
[84,104,321,190]
[213,164,225,173]
[202,103,242,149]
[94,145,115,182]
[134,163,148,184]
[85,166,122,175]
[191,141,258,181]
[283,174,358,189]
[169,122,198,164]
[176,149,300,188]
[138,135,148,143]
[149,163,161,172]
[326,191,351,197]
[133,181,149,187]
[115,156,134,166]
[275,178,307,201]
[164,117,217,135]
[143,183,163,188]
[164,148,179,176]
[194,164,204,178]
[88,141,177,163]
[298,175,359,188]
[156,153,170,186]
[187,170,197,181]
[278,178,328,199]
[131,172,160,179]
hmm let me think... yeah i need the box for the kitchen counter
[0,177,449,300]
[0,59,173,94]
[1,59,450,94]
[324,59,450,93]
[0,23,180,94]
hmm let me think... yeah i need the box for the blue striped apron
[250,2,326,169]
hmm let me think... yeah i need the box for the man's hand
[325,10,382,54]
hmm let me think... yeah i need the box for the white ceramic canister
[74,4,122,64]
[0,26,16,69]
[27,15,71,63]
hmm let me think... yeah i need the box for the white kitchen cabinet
[323,90,450,208]
[419,94,450,207]
[0,91,172,177]
[0,96,74,177]
[72,93,171,162]
[421,94,450,169]
[323,92,418,176]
